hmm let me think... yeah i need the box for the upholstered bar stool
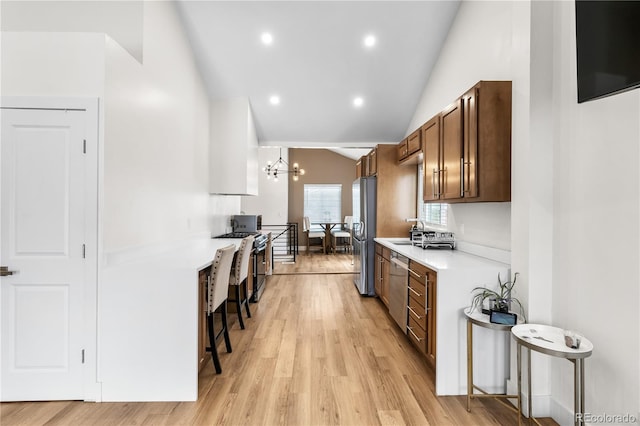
[207,244,235,374]
[228,235,254,330]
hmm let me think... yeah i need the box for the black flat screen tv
[575,0,640,103]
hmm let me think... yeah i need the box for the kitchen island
[374,238,512,396]
[100,237,242,402]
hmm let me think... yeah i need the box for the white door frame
[1,96,101,401]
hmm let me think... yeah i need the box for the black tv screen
[575,0,640,103]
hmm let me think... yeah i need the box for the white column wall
[549,1,639,423]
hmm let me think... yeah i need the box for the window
[304,184,342,223]
[417,164,448,227]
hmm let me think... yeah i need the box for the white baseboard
[506,378,552,418]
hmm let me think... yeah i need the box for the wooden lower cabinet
[374,243,391,307]
[407,260,437,368]
[198,267,210,372]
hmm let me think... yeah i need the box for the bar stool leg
[207,313,222,374]
[243,278,252,318]
[235,286,245,330]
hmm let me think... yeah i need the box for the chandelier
[264,148,305,182]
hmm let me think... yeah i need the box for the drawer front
[407,295,427,331]
[407,317,427,353]
[375,243,382,256]
[382,246,391,260]
[408,276,426,307]
[408,260,429,279]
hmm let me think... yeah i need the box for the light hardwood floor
[1,257,557,426]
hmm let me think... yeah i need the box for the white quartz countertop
[374,238,509,271]
[105,237,243,272]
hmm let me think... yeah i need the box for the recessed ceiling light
[353,97,364,108]
[261,32,273,45]
[269,95,280,105]
[363,34,376,48]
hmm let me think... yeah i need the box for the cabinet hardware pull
[408,268,421,278]
[432,169,438,198]
[407,326,423,342]
[463,161,472,194]
[408,286,422,297]
[408,306,422,319]
[460,158,465,197]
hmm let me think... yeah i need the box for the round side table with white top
[511,324,593,426]
[464,307,523,415]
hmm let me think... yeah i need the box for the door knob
[1,266,17,276]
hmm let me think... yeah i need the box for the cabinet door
[198,269,209,372]
[368,149,377,175]
[425,269,437,367]
[374,254,382,297]
[355,158,362,178]
[462,87,478,198]
[422,115,441,201]
[380,258,390,307]
[407,129,421,155]
[441,99,463,200]
[397,139,408,161]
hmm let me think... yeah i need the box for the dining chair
[206,244,236,374]
[303,216,325,254]
[331,216,353,254]
[228,235,254,330]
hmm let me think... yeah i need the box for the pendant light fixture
[264,148,305,182]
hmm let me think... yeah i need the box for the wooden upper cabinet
[368,148,377,176]
[462,81,511,202]
[407,129,421,156]
[422,80,512,203]
[397,139,408,161]
[441,99,463,200]
[422,115,441,202]
[397,130,422,165]
[355,156,365,178]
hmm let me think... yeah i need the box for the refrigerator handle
[359,221,365,239]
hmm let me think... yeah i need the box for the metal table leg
[467,319,473,411]
[517,342,522,426]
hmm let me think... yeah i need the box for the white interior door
[1,107,88,401]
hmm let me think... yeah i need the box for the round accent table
[511,324,593,426]
[464,307,522,415]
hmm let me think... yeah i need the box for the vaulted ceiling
[175,1,461,148]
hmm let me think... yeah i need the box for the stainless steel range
[213,231,269,302]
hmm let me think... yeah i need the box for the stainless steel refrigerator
[352,176,376,296]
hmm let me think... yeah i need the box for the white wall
[409,0,640,422]
[1,0,144,62]
[241,147,290,225]
[407,1,514,252]
[549,1,639,423]
[101,1,240,252]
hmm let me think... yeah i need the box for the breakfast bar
[100,237,242,402]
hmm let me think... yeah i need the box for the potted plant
[470,272,526,321]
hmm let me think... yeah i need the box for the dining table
[311,221,343,253]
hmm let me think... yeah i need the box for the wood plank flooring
[1,256,558,425]
[274,253,354,275]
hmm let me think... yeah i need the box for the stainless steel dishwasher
[388,252,409,332]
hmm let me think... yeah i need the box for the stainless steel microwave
[232,215,262,233]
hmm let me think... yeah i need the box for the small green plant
[470,272,526,322]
